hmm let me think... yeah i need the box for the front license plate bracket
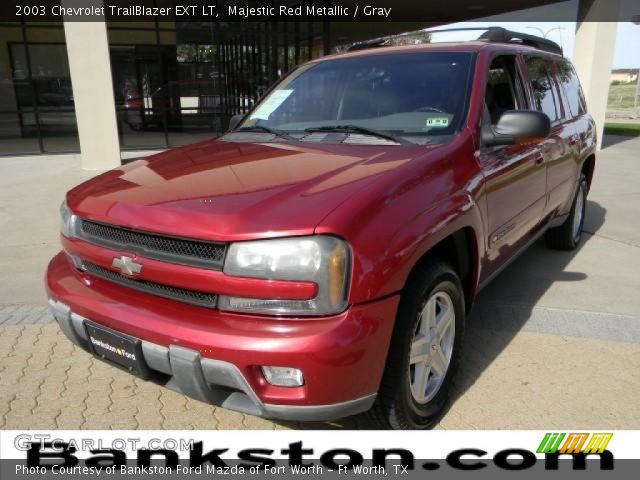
[84,321,151,380]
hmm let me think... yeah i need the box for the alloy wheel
[408,291,456,404]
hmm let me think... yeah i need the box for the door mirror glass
[482,110,551,147]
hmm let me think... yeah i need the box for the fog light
[261,366,304,387]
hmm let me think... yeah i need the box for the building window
[0,22,79,155]
[107,21,325,151]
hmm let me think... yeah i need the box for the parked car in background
[47,28,596,429]
[118,80,250,133]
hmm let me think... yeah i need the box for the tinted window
[240,52,474,141]
[525,56,561,123]
[557,59,587,117]
[485,56,526,125]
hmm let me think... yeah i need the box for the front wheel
[361,261,465,429]
[545,174,587,250]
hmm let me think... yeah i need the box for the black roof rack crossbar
[478,27,563,54]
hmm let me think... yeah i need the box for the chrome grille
[82,261,217,309]
[78,220,226,270]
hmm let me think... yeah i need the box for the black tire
[545,175,587,251]
[360,261,465,429]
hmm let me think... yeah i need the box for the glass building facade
[0,19,329,156]
[108,21,327,150]
[0,21,79,154]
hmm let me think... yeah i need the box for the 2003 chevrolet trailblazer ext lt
[47,28,596,429]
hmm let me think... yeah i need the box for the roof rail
[345,26,563,55]
[477,27,563,54]
[347,38,388,52]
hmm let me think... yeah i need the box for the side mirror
[482,110,551,147]
[228,114,244,131]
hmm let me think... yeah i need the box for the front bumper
[46,252,399,421]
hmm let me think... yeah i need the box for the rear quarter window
[556,58,587,117]
[525,55,562,124]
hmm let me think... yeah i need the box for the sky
[425,0,640,69]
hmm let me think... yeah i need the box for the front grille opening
[82,261,218,309]
[79,220,226,270]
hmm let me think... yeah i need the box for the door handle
[568,135,579,146]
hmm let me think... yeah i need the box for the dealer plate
[85,321,149,378]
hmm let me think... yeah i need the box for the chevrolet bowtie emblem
[112,256,142,276]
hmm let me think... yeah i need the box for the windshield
[238,51,474,143]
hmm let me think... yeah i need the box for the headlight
[219,236,350,316]
[60,200,78,238]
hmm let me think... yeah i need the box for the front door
[476,54,548,279]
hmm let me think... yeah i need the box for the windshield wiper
[236,125,296,141]
[304,125,410,145]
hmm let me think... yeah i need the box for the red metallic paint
[61,236,318,300]
[46,252,398,405]
[46,41,596,410]
[65,137,461,306]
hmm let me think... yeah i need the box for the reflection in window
[556,58,587,118]
[525,56,560,123]
[11,44,74,108]
[108,22,326,150]
[242,52,474,138]
[1,24,79,155]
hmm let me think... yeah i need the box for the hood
[68,138,437,241]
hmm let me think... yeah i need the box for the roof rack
[346,26,563,55]
[347,38,388,52]
[477,27,563,54]
[346,30,431,52]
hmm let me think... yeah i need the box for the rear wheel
[361,261,465,429]
[545,175,587,250]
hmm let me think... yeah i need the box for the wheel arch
[404,226,479,314]
[388,192,483,314]
[581,154,595,193]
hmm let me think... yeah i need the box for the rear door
[523,54,577,217]
[476,54,547,276]
[555,57,595,190]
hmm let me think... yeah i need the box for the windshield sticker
[249,89,293,120]
[426,117,450,128]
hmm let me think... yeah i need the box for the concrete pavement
[1,136,639,429]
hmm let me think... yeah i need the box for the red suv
[46,28,596,429]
